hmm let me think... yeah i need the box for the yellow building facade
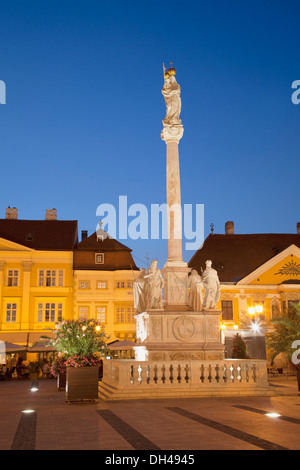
[0,214,77,346]
[73,228,139,344]
[0,212,139,350]
[189,221,300,357]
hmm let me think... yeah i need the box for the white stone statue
[144,260,164,309]
[201,260,220,309]
[188,269,203,311]
[162,64,182,126]
[133,268,147,313]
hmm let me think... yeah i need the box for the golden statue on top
[162,63,181,126]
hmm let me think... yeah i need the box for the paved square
[0,376,299,450]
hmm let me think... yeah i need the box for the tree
[266,303,300,391]
[231,333,249,359]
[41,319,109,366]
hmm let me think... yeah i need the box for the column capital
[161,124,184,143]
[22,261,33,272]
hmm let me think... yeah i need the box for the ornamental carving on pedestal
[206,317,220,342]
[170,352,202,361]
[150,318,162,339]
[150,353,165,361]
[170,282,186,304]
[172,316,195,341]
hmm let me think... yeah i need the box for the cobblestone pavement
[0,376,299,450]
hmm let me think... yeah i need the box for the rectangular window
[116,307,126,323]
[79,281,90,289]
[37,303,43,322]
[96,306,106,323]
[127,281,133,288]
[7,270,19,287]
[38,269,64,287]
[97,281,107,289]
[57,303,63,321]
[95,253,104,264]
[126,307,136,323]
[37,302,63,323]
[221,300,233,321]
[79,306,89,320]
[116,281,125,289]
[6,303,17,322]
[58,270,64,287]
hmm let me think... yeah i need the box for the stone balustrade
[99,359,275,400]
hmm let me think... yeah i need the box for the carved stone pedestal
[162,261,191,311]
[135,308,225,362]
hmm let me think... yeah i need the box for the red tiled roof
[188,233,300,283]
[73,231,139,271]
[0,219,78,251]
[75,231,133,252]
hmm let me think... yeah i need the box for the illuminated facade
[0,209,77,346]
[189,221,300,356]
[0,209,139,348]
[73,229,139,342]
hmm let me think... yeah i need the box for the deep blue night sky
[0,0,299,269]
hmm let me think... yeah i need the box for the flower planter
[66,366,99,403]
[57,373,66,391]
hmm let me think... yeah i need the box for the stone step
[98,382,277,400]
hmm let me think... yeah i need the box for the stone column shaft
[166,140,183,262]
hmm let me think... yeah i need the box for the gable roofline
[75,231,134,253]
[0,237,35,252]
[237,244,300,285]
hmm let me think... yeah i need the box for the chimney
[225,221,234,234]
[45,209,57,220]
[5,207,18,219]
[81,230,88,241]
[297,222,300,234]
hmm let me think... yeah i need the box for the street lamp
[248,304,263,332]
[248,304,263,319]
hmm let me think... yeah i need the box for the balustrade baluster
[146,365,150,384]
[184,364,189,383]
[237,364,242,382]
[130,364,135,384]
[177,364,181,383]
[169,364,174,384]
[222,364,227,383]
[200,364,205,383]
[208,364,212,383]
[245,363,249,382]
[230,364,235,383]
[215,364,220,383]
[252,364,257,382]
[154,364,158,384]
[161,364,166,384]
[137,364,142,384]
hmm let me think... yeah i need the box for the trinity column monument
[134,64,225,361]
[160,63,191,311]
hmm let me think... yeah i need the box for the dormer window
[95,253,104,264]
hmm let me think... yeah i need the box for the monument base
[99,358,277,401]
[135,308,225,362]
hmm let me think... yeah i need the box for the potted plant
[42,319,108,403]
[51,356,67,390]
[266,303,300,392]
